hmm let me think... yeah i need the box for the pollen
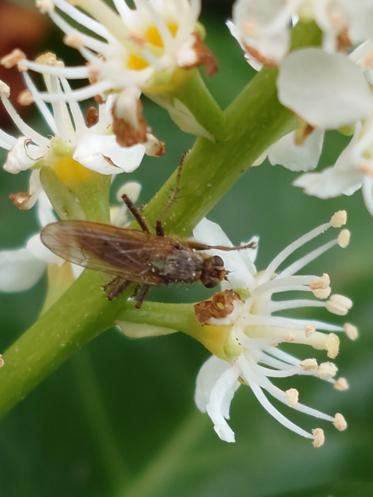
[330,210,347,228]
[312,428,325,448]
[305,324,316,336]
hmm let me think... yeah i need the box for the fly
[41,194,256,307]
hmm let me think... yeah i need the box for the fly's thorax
[151,248,204,283]
[201,255,226,288]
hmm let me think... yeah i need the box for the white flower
[0,57,148,207]
[294,121,373,215]
[0,180,141,293]
[228,0,373,70]
[193,211,353,447]
[278,48,373,130]
[29,0,204,103]
[0,193,62,292]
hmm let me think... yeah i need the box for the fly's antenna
[121,194,150,233]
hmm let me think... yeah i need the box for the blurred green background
[1,2,373,497]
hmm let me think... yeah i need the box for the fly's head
[201,255,226,288]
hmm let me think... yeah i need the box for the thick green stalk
[0,23,321,416]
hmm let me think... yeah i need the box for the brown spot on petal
[295,122,315,145]
[194,290,241,325]
[337,28,351,52]
[243,43,277,68]
[112,97,148,147]
[85,106,99,127]
[184,33,218,76]
[9,191,32,210]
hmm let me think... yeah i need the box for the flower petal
[278,48,373,128]
[27,233,62,264]
[294,166,362,198]
[73,134,145,175]
[268,129,324,171]
[0,248,45,292]
[193,218,256,287]
[195,356,232,412]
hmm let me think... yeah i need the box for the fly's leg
[104,276,131,300]
[133,284,150,308]
[155,220,165,237]
[121,193,150,233]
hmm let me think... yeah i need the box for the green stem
[0,22,321,416]
[73,352,129,491]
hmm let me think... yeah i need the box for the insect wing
[41,221,177,284]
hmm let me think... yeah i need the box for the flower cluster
[229,0,373,216]
[193,211,355,447]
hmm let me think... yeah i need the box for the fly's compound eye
[201,255,226,288]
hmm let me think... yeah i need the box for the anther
[317,362,338,380]
[312,428,325,448]
[333,413,347,431]
[0,49,26,69]
[344,323,359,341]
[305,324,316,337]
[338,229,351,248]
[17,90,33,106]
[334,377,349,391]
[285,388,299,407]
[325,333,340,359]
[64,34,84,49]
[0,354,4,368]
[326,294,353,316]
[300,358,318,372]
[330,210,347,228]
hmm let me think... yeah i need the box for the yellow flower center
[127,22,178,71]
[52,156,96,188]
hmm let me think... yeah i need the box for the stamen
[286,388,299,407]
[312,428,325,448]
[36,0,54,13]
[325,333,340,359]
[334,377,349,391]
[0,80,10,97]
[326,294,353,316]
[317,362,338,380]
[300,358,318,372]
[305,324,316,336]
[0,354,4,368]
[344,323,359,341]
[338,229,351,248]
[64,33,85,49]
[17,90,33,106]
[330,210,347,228]
[310,273,330,290]
[333,412,347,431]
[0,48,26,69]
